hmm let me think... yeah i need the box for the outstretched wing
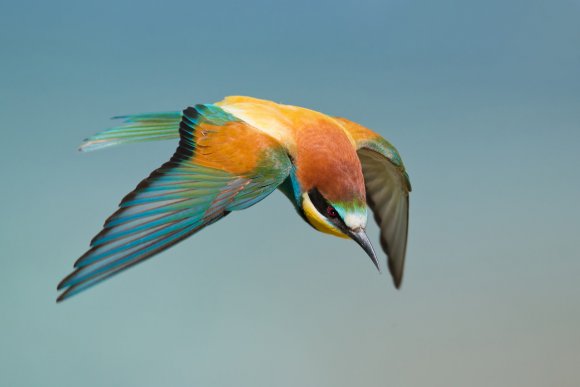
[336,117,411,288]
[58,104,292,301]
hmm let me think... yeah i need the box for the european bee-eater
[57,96,411,302]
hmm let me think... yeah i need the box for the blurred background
[1,0,578,386]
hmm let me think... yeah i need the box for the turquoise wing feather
[79,111,182,152]
[57,105,291,301]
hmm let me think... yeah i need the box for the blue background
[1,1,579,386]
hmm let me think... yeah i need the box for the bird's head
[290,121,380,271]
[299,187,380,272]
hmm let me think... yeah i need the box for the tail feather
[79,112,182,152]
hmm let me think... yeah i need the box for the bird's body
[57,96,411,302]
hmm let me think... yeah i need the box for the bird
[57,96,411,302]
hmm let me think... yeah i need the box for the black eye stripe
[308,189,347,231]
[308,188,331,215]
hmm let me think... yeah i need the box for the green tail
[79,111,182,152]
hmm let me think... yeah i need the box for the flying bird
[57,96,411,302]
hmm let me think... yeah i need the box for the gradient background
[1,1,579,386]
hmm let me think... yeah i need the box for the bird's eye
[326,206,338,218]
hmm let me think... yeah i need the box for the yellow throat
[301,193,348,239]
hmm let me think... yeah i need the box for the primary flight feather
[57,96,411,302]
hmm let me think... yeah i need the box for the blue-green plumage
[80,111,182,152]
[57,105,292,302]
[278,166,303,210]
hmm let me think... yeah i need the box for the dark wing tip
[386,245,404,289]
[56,287,71,303]
[391,266,403,289]
[56,278,66,291]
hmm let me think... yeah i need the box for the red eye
[327,206,338,218]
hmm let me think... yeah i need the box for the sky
[0,0,579,386]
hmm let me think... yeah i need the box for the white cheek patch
[344,212,367,230]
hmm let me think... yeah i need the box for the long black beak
[348,229,380,272]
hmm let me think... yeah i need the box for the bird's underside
[57,96,410,302]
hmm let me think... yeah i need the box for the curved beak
[348,228,380,272]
